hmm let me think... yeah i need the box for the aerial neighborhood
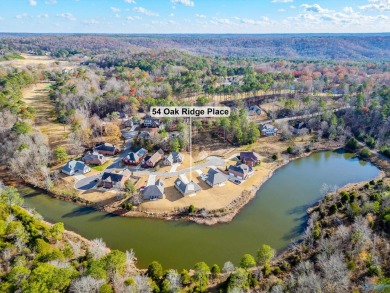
[57,107,272,213]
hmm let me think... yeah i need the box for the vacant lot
[22,82,72,149]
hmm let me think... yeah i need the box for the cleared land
[22,82,72,149]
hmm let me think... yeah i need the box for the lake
[20,150,379,269]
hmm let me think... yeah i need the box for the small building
[122,148,148,165]
[144,149,164,168]
[240,152,261,167]
[260,124,278,136]
[101,169,131,189]
[206,169,228,187]
[143,117,161,128]
[174,176,202,196]
[122,119,134,127]
[82,152,107,165]
[228,164,253,180]
[248,105,262,116]
[93,143,119,156]
[61,160,91,176]
[164,152,184,166]
[143,179,165,200]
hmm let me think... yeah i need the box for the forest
[0,33,389,60]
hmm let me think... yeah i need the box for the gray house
[228,164,253,180]
[260,124,278,136]
[143,179,165,200]
[62,160,91,176]
[164,152,184,166]
[248,105,262,116]
[206,169,228,187]
[174,176,201,196]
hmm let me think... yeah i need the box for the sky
[0,0,389,34]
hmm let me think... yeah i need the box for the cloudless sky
[0,0,389,33]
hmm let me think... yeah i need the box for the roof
[174,178,201,196]
[240,152,261,162]
[261,124,278,131]
[102,169,131,183]
[146,149,164,164]
[207,169,227,186]
[82,152,105,161]
[166,152,183,163]
[229,163,251,175]
[94,143,117,152]
[144,117,160,124]
[143,179,165,197]
[62,160,88,172]
[127,148,148,161]
[293,121,307,129]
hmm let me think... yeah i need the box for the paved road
[128,156,225,177]
[257,106,351,124]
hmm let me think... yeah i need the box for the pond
[20,150,379,269]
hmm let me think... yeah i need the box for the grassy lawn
[90,160,112,171]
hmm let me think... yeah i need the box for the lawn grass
[90,160,112,171]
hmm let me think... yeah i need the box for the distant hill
[0,33,389,61]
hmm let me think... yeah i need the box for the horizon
[1,32,390,36]
[0,0,390,34]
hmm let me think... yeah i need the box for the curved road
[128,156,226,176]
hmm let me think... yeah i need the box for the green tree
[210,264,221,279]
[192,262,210,292]
[226,268,250,292]
[124,180,136,195]
[346,137,359,151]
[21,263,78,293]
[12,121,32,135]
[103,250,126,276]
[50,222,64,242]
[171,137,180,152]
[240,254,256,270]
[360,147,371,158]
[180,269,191,286]
[147,261,163,281]
[256,245,275,266]
[0,186,24,213]
[54,146,68,163]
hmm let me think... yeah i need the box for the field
[22,82,72,149]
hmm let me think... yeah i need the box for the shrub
[262,264,271,276]
[287,146,294,154]
[188,205,196,213]
[340,192,350,203]
[346,137,359,151]
[272,266,282,275]
[272,154,278,161]
[367,265,382,277]
[370,192,381,202]
[347,261,356,271]
[360,147,371,159]
[329,204,338,214]
[366,137,376,148]
[12,121,32,135]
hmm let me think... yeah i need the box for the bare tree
[70,276,105,293]
[222,261,235,274]
[89,238,109,260]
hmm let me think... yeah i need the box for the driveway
[74,174,101,191]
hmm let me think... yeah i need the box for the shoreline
[19,141,376,226]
